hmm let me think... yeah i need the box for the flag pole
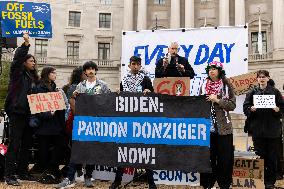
[257,6,263,55]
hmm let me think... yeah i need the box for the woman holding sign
[4,33,39,186]
[243,70,284,189]
[34,66,67,184]
[199,61,236,189]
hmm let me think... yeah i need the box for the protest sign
[232,177,264,189]
[71,92,211,173]
[233,158,264,179]
[153,170,200,186]
[153,77,190,96]
[253,95,276,108]
[0,1,52,38]
[232,158,264,189]
[229,72,257,96]
[27,92,66,114]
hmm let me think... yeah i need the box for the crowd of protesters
[2,34,284,189]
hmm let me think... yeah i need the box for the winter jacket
[4,43,38,116]
[75,79,110,94]
[200,78,236,135]
[34,81,65,135]
[243,85,284,138]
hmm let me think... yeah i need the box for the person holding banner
[4,33,39,186]
[199,61,236,189]
[155,42,195,79]
[243,70,284,189]
[56,61,110,189]
[109,56,156,189]
[33,66,67,184]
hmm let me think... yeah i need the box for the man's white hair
[169,41,179,47]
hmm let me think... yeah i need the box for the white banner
[153,170,200,186]
[121,27,248,113]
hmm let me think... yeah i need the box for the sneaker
[18,173,36,181]
[265,184,275,189]
[5,175,20,186]
[55,178,75,189]
[109,181,121,189]
[148,183,157,189]
[38,173,59,184]
[84,177,94,188]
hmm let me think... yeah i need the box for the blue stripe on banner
[72,116,211,147]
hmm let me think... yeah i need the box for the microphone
[175,56,178,65]
[175,56,182,76]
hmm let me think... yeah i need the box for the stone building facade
[2,0,284,93]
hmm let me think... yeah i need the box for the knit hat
[205,61,226,77]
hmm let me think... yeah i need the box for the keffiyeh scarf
[205,79,223,133]
[122,71,145,92]
[205,78,223,95]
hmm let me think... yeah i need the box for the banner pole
[0,17,3,75]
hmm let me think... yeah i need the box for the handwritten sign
[233,169,263,179]
[253,95,276,108]
[232,177,264,189]
[27,92,66,114]
[0,1,52,38]
[232,158,264,189]
[153,77,190,96]
[229,72,257,96]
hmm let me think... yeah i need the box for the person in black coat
[243,70,284,189]
[110,56,156,189]
[35,66,67,184]
[4,33,39,185]
[155,42,195,79]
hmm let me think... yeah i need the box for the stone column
[123,0,133,30]
[185,0,194,28]
[219,0,229,26]
[137,0,147,30]
[170,0,180,29]
[273,0,284,58]
[235,0,245,25]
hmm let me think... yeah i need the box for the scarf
[205,78,223,95]
[122,71,145,92]
[205,79,223,133]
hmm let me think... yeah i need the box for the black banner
[75,92,210,118]
[71,142,211,173]
[71,93,212,173]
